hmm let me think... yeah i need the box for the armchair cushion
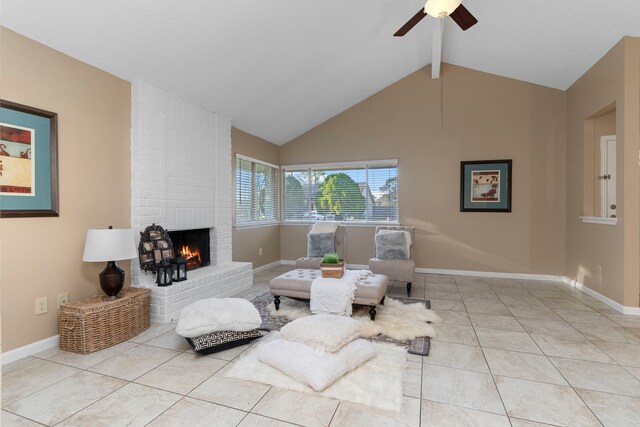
[369,258,416,283]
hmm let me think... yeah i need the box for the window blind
[235,156,278,225]
[282,160,398,223]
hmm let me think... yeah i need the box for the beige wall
[565,37,640,306]
[280,64,567,273]
[0,28,132,351]
[231,128,281,268]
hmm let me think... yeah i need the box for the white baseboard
[346,263,369,270]
[2,335,59,365]
[283,260,637,316]
[416,267,566,283]
[253,260,283,273]
[564,277,640,316]
[5,262,638,366]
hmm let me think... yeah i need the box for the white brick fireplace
[131,80,251,322]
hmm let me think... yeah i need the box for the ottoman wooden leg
[406,282,412,296]
[369,306,377,321]
[274,295,281,311]
[380,295,386,305]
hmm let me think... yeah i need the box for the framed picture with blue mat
[460,159,512,212]
[0,100,58,218]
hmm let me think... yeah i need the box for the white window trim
[580,216,617,225]
[236,153,279,170]
[282,159,398,171]
[281,221,399,227]
[235,154,279,226]
[234,220,281,230]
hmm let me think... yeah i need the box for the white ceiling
[2,0,640,144]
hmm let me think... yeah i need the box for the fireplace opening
[167,228,211,271]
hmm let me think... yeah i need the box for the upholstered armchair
[295,224,346,269]
[368,226,416,296]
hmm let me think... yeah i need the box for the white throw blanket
[310,221,340,235]
[310,270,373,316]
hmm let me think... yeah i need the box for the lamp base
[99,261,125,298]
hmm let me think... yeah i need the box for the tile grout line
[486,279,607,426]
[460,276,511,421]
[2,408,49,426]
[7,268,640,426]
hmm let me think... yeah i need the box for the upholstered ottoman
[269,269,389,320]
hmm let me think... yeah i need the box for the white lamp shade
[424,0,461,17]
[82,228,138,262]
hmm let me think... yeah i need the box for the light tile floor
[4,266,640,426]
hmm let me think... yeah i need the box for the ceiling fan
[394,0,478,79]
[394,0,478,37]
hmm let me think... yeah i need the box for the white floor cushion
[176,298,262,338]
[280,314,360,352]
[256,337,376,391]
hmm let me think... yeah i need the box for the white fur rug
[225,332,407,412]
[270,297,441,341]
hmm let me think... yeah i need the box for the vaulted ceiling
[2,0,640,144]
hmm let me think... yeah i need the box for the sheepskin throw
[176,298,262,338]
[310,221,340,234]
[375,230,411,260]
[280,314,361,353]
[256,337,376,391]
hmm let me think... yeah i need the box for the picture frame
[161,249,174,259]
[140,253,154,263]
[138,223,175,274]
[460,159,512,212]
[0,100,59,218]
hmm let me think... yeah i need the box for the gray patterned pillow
[307,232,335,257]
[375,230,410,260]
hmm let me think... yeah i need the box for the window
[282,160,398,223]
[235,155,279,225]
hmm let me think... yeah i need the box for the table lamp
[83,226,138,299]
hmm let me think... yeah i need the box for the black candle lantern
[156,261,173,287]
[173,254,187,282]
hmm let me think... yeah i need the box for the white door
[600,135,616,218]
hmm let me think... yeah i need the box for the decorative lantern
[173,254,188,282]
[156,261,173,287]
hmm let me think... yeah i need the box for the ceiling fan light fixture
[424,0,462,18]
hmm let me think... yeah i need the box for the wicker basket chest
[59,287,151,354]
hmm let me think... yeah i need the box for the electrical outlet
[259,248,263,256]
[35,297,48,315]
[57,293,69,309]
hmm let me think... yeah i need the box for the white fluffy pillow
[280,314,361,353]
[176,298,262,338]
[256,338,376,391]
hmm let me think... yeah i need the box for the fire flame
[180,244,201,266]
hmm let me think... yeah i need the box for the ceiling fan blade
[394,9,428,37]
[449,4,478,31]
